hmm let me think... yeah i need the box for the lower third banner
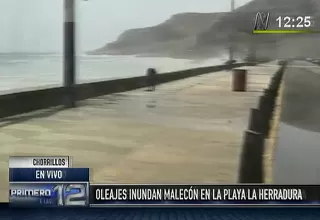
[89,184,320,206]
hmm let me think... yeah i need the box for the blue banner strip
[9,168,89,182]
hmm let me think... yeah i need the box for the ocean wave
[0,54,225,92]
[0,59,30,64]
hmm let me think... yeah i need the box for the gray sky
[0,0,251,52]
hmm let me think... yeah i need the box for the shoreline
[0,54,228,93]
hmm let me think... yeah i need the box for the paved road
[0,63,279,201]
[273,61,320,184]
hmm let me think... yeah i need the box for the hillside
[91,12,226,57]
[92,0,320,59]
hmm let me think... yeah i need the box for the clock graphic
[276,16,313,29]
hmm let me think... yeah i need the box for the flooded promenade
[274,61,320,184]
[0,62,279,201]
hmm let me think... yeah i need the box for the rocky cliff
[91,12,225,58]
[91,0,320,59]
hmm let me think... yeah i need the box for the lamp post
[228,0,235,61]
[64,0,76,108]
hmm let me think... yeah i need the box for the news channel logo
[9,182,89,207]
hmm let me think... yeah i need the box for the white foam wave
[0,54,225,92]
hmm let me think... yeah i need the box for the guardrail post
[248,108,265,134]
[238,130,264,183]
[264,89,276,109]
[258,95,272,136]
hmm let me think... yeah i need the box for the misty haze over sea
[0,53,228,93]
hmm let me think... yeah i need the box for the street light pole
[229,0,235,61]
[64,0,76,108]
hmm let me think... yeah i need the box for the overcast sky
[0,0,251,52]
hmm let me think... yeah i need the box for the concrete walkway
[273,61,320,184]
[0,62,279,201]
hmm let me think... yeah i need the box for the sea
[0,53,228,94]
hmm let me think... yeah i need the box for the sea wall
[238,62,287,183]
[0,63,247,119]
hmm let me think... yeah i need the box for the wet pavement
[273,61,320,184]
[0,62,279,201]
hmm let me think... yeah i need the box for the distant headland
[89,0,320,59]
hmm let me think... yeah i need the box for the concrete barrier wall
[0,87,65,118]
[238,61,287,183]
[0,63,248,119]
